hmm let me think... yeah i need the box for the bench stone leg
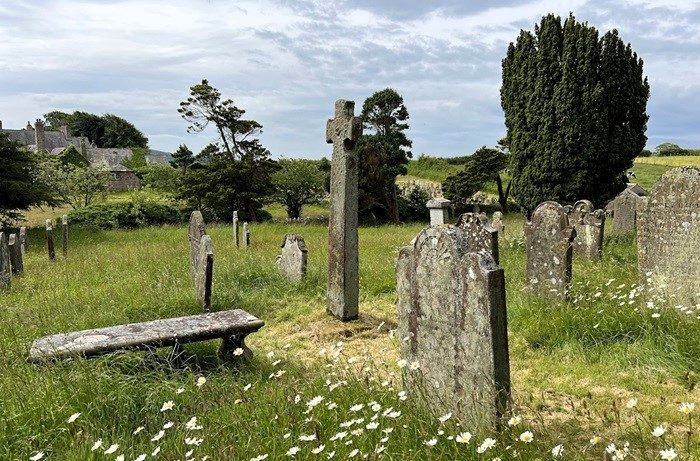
[219,333,252,361]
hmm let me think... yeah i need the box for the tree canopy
[43,111,149,149]
[501,14,649,214]
[272,159,326,219]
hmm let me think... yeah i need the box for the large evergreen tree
[357,88,412,223]
[501,14,649,215]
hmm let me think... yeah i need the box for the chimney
[26,121,33,131]
[0,120,3,130]
[59,125,69,138]
[34,119,45,152]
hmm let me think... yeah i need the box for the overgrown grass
[1,216,698,459]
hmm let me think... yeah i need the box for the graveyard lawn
[1,217,698,460]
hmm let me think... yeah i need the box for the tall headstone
[567,200,605,258]
[19,226,27,253]
[232,211,240,247]
[0,233,10,291]
[8,234,23,275]
[396,225,510,428]
[46,219,55,261]
[243,222,250,247]
[637,167,700,306]
[492,211,504,237]
[276,234,308,282]
[455,212,500,264]
[325,99,362,321]
[61,215,68,257]
[524,202,575,300]
[188,211,207,280]
[426,198,452,226]
[612,184,647,234]
[194,235,214,311]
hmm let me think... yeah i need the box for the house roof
[86,148,134,172]
[0,128,86,151]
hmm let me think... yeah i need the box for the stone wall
[107,171,141,192]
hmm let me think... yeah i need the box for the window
[111,173,118,180]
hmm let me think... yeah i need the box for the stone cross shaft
[325,99,362,321]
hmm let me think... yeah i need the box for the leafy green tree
[37,157,108,209]
[101,114,148,148]
[43,111,72,132]
[357,88,412,223]
[273,159,326,219]
[43,111,148,148]
[69,111,106,146]
[443,147,512,212]
[177,80,278,221]
[170,144,196,174]
[139,164,179,193]
[501,14,650,215]
[654,143,689,157]
[0,134,54,226]
[318,156,331,193]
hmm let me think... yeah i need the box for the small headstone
[61,215,68,257]
[396,225,510,428]
[194,235,214,311]
[276,234,308,282]
[426,198,452,226]
[567,200,605,258]
[524,201,575,300]
[455,212,500,264]
[232,211,240,247]
[492,211,504,237]
[0,232,10,291]
[46,219,55,261]
[188,211,207,280]
[243,222,250,247]
[638,167,700,306]
[612,183,647,234]
[19,226,27,253]
[8,233,23,275]
[326,99,362,321]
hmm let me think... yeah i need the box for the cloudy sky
[0,0,698,158]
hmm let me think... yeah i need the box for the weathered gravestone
[0,232,10,291]
[567,200,605,258]
[62,215,68,257]
[524,201,575,300]
[19,226,27,253]
[188,211,213,311]
[396,225,510,428]
[637,167,700,306]
[243,222,250,247]
[46,219,55,261]
[612,184,647,234]
[188,211,207,279]
[492,211,504,237]
[8,234,23,275]
[426,197,451,226]
[455,212,500,265]
[232,211,240,247]
[276,234,308,282]
[326,99,362,321]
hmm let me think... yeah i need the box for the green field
[1,216,698,459]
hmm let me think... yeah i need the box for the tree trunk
[387,185,400,223]
[495,175,511,213]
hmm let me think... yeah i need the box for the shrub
[69,201,183,229]
[397,183,432,223]
[654,143,690,157]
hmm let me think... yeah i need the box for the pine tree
[170,144,196,174]
[501,14,649,215]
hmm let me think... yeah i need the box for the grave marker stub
[455,212,500,264]
[637,167,700,306]
[276,234,308,282]
[524,201,575,300]
[326,99,362,321]
[62,215,68,257]
[567,200,605,258]
[188,211,207,280]
[8,234,23,275]
[492,211,504,237]
[426,197,451,226]
[19,226,27,253]
[46,219,55,261]
[396,225,510,428]
[243,222,250,247]
[232,211,240,247]
[194,235,214,311]
[0,232,10,291]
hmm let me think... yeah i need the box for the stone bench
[28,309,264,363]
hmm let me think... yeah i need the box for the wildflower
[382,427,394,434]
[186,417,203,430]
[185,437,203,446]
[659,448,678,461]
[456,432,472,444]
[651,313,661,318]
[267,351,275,359]
[366,421,379,430]
[162,421,174,429]
[519,431,534,443]
[151,446,161,456]
[151,430,165,442]
[233,348,244,356]
[299,434,316,442]
[133,426,144,434]
[29,452,45,461]
[625,398,638,409]
[397,359,408,368]
[375,445,386,454]
[350,404,364,412]
[409,361,420,370]
[348,449,359,457]
[176,387,185,394]
[652,425,666,437]
[330,431,348,441]
[275,370,286,378]
[307,396,324,408]
[590,436,601,445]
[371,403,381,412]
[477,438,496,453]
[160,401,174,412]
[196,376,207,387]
[398,391,408,401]
[507,415,522,426]
[386,410,401,418]
[326,451,335,459]
[250,455,269,461]
[679,402,695,414]
[327,402,338,410]
[312,445,325,454]
[67,412,81,423]
[286,447,301,457]
[438,412,452,423]
[135,455,146,461]
[104,444,119,454]
[244,383,252,391]
[351,428,364,437]
[116,456,124,461]
[552,444,564,458]
[91,439,103,451]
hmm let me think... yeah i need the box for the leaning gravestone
[188,211,207,280]
[232,211,240,247]
[524,201,575,300]
[637,167,700,306]
[455,212,500,264]
[8,234,23,275]
[0,233,10,291]
[19,226,27,253]
[326,99,362,321]
[194,235,214,311]
[396,225,510,428]
[567,200,605,258]
[276,234,308,282]
[46,219,55,261]
[492,211,504,237]
[612,184,647,234]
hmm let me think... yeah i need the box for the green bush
[654,143,690,156]
[69,201,183,229]
[397,184,431,222]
